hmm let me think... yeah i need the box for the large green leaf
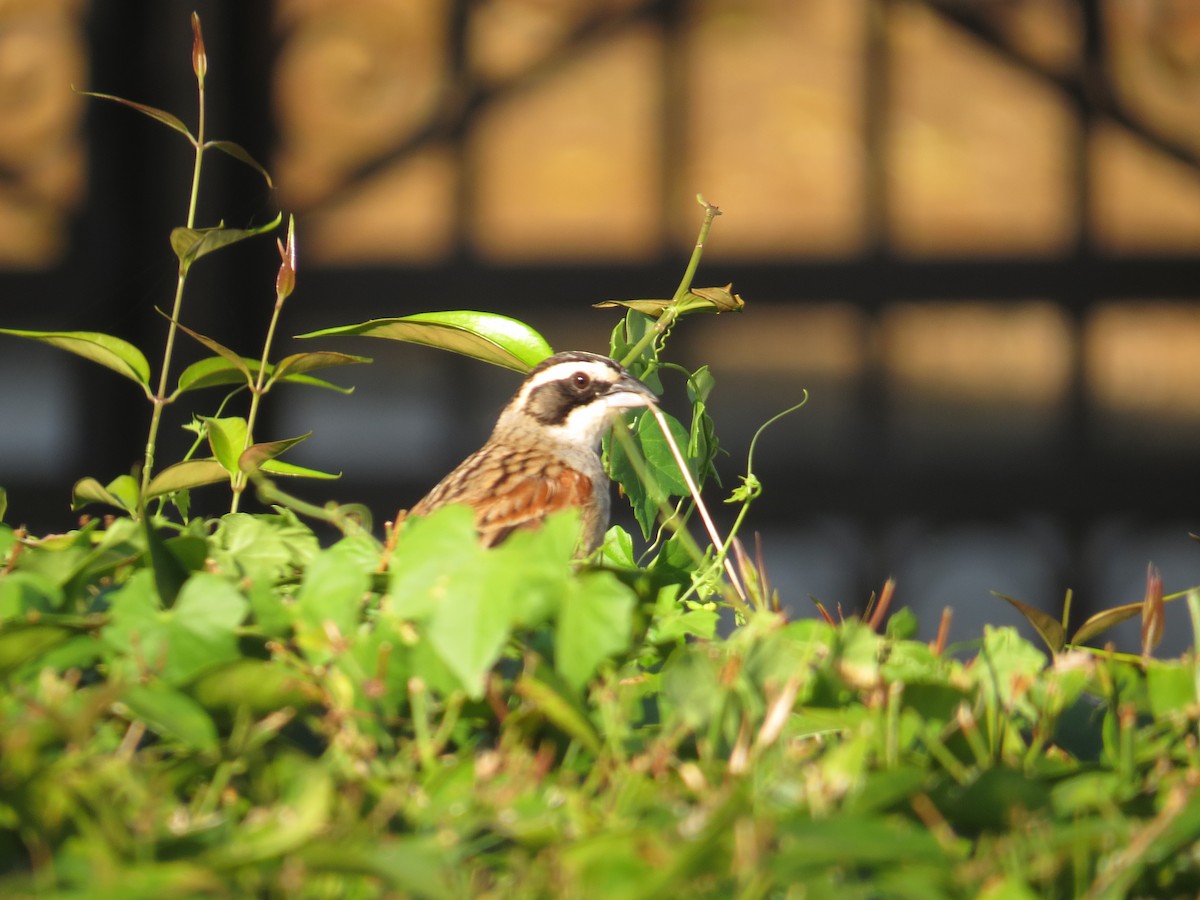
[298,311,552,373]
[0,328,151,390]
[555,571,635,691]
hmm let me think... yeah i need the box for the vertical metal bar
[861,0,892,606]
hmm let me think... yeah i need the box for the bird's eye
[571,372,591,391]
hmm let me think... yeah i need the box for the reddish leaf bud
[191,12,208,84]
[1140,562,1164,658]
[276,216,297,302]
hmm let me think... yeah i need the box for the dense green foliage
[2,13,1200,898]
[2,510,1199,897]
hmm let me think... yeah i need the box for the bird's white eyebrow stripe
[520,359,620,393]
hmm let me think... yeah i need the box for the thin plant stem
[140,74,206,502]
[230,287,284,513]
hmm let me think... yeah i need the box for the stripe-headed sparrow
[409,351,657,552]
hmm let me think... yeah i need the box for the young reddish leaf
[145,459,230,498]
[298,311,552,373]
[268,351,371,384]
[77,90,194,142]
[0,328,152,391]
[992,592,1066,654]
[593,298,673,317]
[276,215,296,300]
[205,141,275,188]
[1070,602,1142,647]
[683,283,744,313]
[165,316,252,382]
[238,434,311,474]
[1141,562,1165,658]
[190,11,207,83]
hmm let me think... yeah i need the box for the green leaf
[426,562,512,698]
[388,505,485,620]
[1145,661,1196,719]
[209,510,320,580]
[298,310,553,373]
[515,663,603,754]
[293,540,371,664]
[555,571,635,691]
[0,486,6,522]
[202,758,333,869]
[72,474,139,512]
[174,354,362,397]
[258,458,341,480]
[145,459,230,498]
[0,623,73,677]
[120,683,219,753]
[607,411,691,538]
[103,570,249,686]
[170,213,282,272]
[609,312,662,392]
[203,416,248,475]
[189,658,318,713]
[143,516,191,607]
[78,90,194,140]
[174,355,256,396]
[0,571,63,619]
[992,592,1066,654]
[0,328,151,390]
[204,139,274,188]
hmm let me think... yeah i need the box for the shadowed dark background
[3,0,1200,651]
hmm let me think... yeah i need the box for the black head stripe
[526,375,606,426]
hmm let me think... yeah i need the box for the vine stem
[619,196,720,370]
[140,69,206,503]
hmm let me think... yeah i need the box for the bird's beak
[605,372,658,410]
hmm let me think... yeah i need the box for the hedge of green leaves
[3,506,1200,897]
